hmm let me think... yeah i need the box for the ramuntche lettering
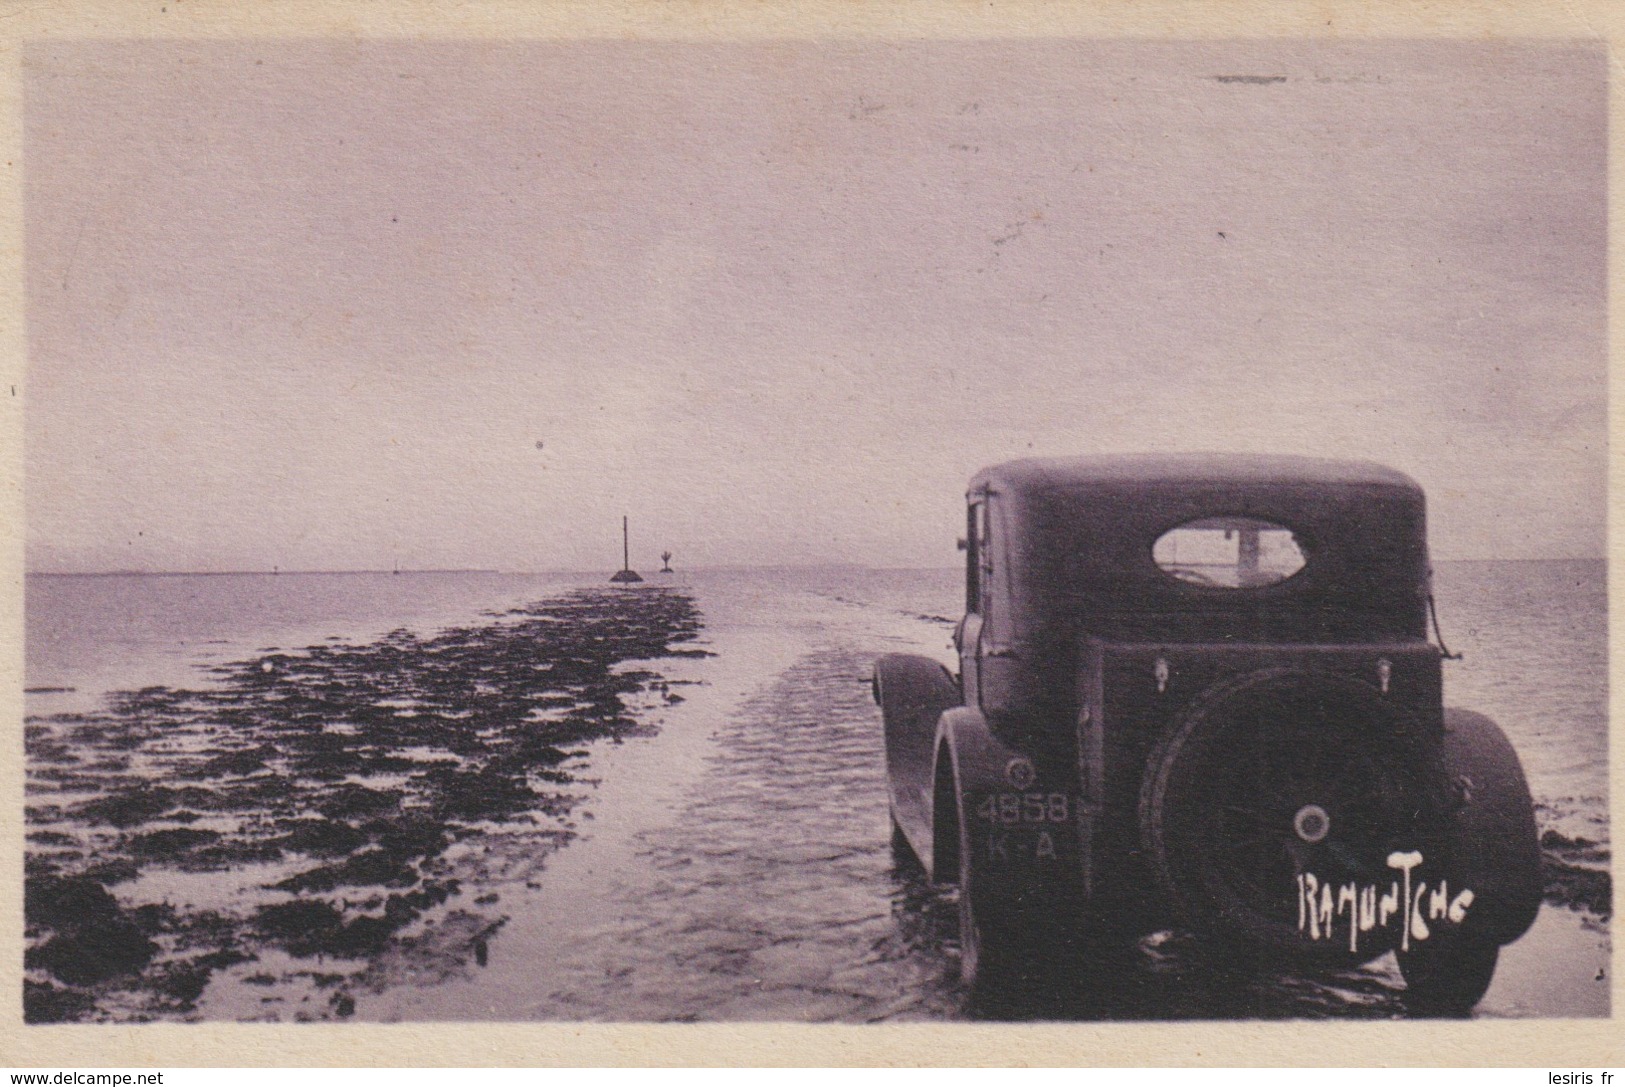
[1296,850,1474,954]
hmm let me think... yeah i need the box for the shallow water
[25,571,591,718]
[23,563,1610,1021]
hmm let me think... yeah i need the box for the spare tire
[1140,668,1447,965]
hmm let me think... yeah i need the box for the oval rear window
[1152,517,1307,588]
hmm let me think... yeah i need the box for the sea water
[23,561,1609,1021]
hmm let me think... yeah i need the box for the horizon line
[23,563,952,578]
[23,555,1607,578]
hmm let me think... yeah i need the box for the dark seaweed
[23,981,96,1023]
[1542,858,1612,919]
[23,587,707,1021]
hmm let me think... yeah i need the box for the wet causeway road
[509,647,963,1021]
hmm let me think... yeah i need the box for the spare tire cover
[1140,668,1447,965]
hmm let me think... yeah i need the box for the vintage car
[874,455,1542,1013]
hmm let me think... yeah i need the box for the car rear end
[1081,639,1448,963]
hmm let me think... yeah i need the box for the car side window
[965,502,982,614]
[977,500,994,617]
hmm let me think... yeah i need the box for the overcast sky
[25,39,1604,572]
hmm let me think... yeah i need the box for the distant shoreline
[25,568,504,578]
[22,557,1607,578]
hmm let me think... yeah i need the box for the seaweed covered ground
[24,587,707,1023]
[1537,827,1612,919]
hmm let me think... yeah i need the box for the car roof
[970,454,1420,496]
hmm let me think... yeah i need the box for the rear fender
[875,654,961,871]
[1432,708,1543,947]
[934,707,1082,906]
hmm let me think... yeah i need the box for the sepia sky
[25,39,1604,572]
